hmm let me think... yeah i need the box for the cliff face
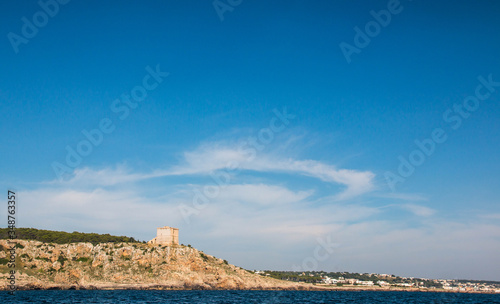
[0,240,300,290]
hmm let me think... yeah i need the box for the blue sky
[1,0,500,280]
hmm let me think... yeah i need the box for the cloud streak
[51,142,376,200]
[171,144,375,200]
[400,204,436,217]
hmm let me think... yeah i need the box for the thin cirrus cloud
[50,142,376,201]
[214,184,313,205]
[45,165,145,187]
[372,192,428,202]
[479,213,500,220]
[155,143,376,200]
[400,204,436,217]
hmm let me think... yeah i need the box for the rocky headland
[0,239,305,290]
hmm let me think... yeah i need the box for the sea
[1,290,499,303]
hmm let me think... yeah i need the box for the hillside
[0,239,303,290]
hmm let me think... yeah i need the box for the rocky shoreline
[1,240,498,294]
[3,283,499,294]
[0,240,302,291]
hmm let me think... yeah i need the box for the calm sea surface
[1,290,499,303]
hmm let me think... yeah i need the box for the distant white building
[396,283,414,287]
[356,280,374,286]
[322,276,338,284]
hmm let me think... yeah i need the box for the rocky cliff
[0,240,303,290]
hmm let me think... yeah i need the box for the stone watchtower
[148,226,179,245]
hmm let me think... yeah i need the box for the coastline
[2,282,499,294]
[1,240,498,295]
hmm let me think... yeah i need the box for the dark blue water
[1,290,499,303]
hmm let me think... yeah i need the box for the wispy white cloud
[216,184,313,205]
[479,213,500,220]
[45,165,147,187]
[400,204,436,217]
[46,142,376,200]
[373,192,428,201]
[172,144,376,201]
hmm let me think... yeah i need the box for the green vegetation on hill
[0,228,137,244]
[261,271,323,283]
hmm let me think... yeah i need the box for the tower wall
[148,226,179,245]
